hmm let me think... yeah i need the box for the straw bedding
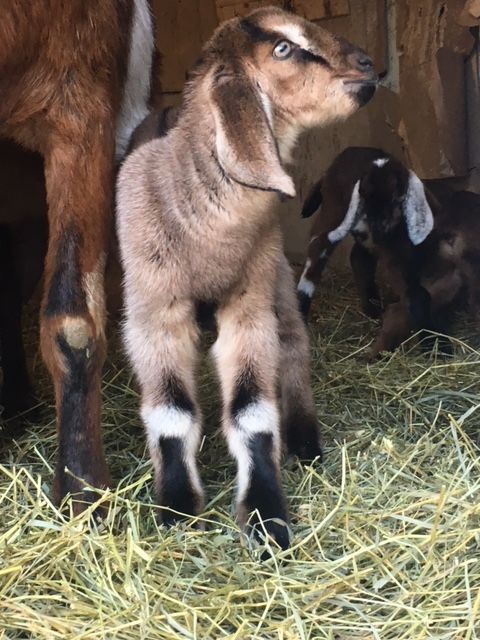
[1,272,479,639]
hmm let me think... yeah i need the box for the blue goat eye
[273,40,293,59]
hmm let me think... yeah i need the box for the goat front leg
[350,242,381,318]
[297,233,338,320]
[277,255,322,461]
[214,270,289,550]
[0,226,35,424]
[124,297,204,525]
[41,130,113,511]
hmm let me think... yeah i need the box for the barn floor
[1,272,480,639]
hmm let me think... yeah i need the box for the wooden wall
[152,0,476,261]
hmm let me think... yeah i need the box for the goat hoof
[54,464,112,517]
[156,486,202,527]
[362,300,382,319]
[286,414,323,463]
[248,514,290,559]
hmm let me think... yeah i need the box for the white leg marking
[141,404,203,498]
[226,399,280,505]
[115,0,154,160]
[298,258,315,297]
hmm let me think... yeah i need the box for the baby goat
[298,147,479,356]
[117,7,377,548]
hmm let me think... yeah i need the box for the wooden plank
[215,0,281,21]
[293,0,350,20]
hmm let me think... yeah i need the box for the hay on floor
[1,273,480,639]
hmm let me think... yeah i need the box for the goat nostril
[357,54,373,71]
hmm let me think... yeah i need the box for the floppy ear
[301,180,323,218]
[328,180,362,243]
[209,72,295,198]
[402,171,434,245]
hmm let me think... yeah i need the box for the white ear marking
[403,171,434,245]
[328,180,361,243]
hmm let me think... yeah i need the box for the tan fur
[117,7,376,542]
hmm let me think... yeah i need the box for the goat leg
[214,278,289,552]
[297,234,338,320]
[277,255,322,462]
[41,128,112,512]
[0,226,36,427]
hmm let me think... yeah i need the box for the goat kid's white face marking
[298,258,315,297]
[328,180,361,243]
[403,171,434,245]
[141,404,204,497]
[115,0,154,160]
[275,24,311,51]
[226,399,280,504]
[373,157,389,167]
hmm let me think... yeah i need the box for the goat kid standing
[117,7,377,548]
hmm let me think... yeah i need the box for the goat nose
[355,53,374,72]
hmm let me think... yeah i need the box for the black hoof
[248,513,290,559]
[362,300,382,319]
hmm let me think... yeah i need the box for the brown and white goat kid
[117,7,377,548]
[1,0,158,510]
[298,147,479,356]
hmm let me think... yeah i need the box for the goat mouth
[344,77,378,107]
[343,78,379,86]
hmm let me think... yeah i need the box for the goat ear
[301,180,323,218]
[402,171,434,245]
[328,180,361,243]
[209,73,296,198]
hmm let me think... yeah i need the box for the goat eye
[273,40,293,60]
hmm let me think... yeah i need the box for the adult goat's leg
[41,129,113,511]
[0,226,35,423]
[214,264,289,550]
[277,255,322,461]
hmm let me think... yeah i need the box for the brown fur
[299,147,480,356]
[0,0,157,511]
[117,7,377,547]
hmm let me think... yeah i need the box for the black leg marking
[231,369,259,417]
[56,335,98,489]
[164,375,195,414]
[45,224,86,317]
[157,436,196,525]
[297,290,312,321]
[285,408,323,462]
[246,433,290,552]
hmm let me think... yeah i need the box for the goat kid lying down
[117,7,377,549]
[298,147,480,357]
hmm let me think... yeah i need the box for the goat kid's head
[329,157,434,246]
[188,6,377,199]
